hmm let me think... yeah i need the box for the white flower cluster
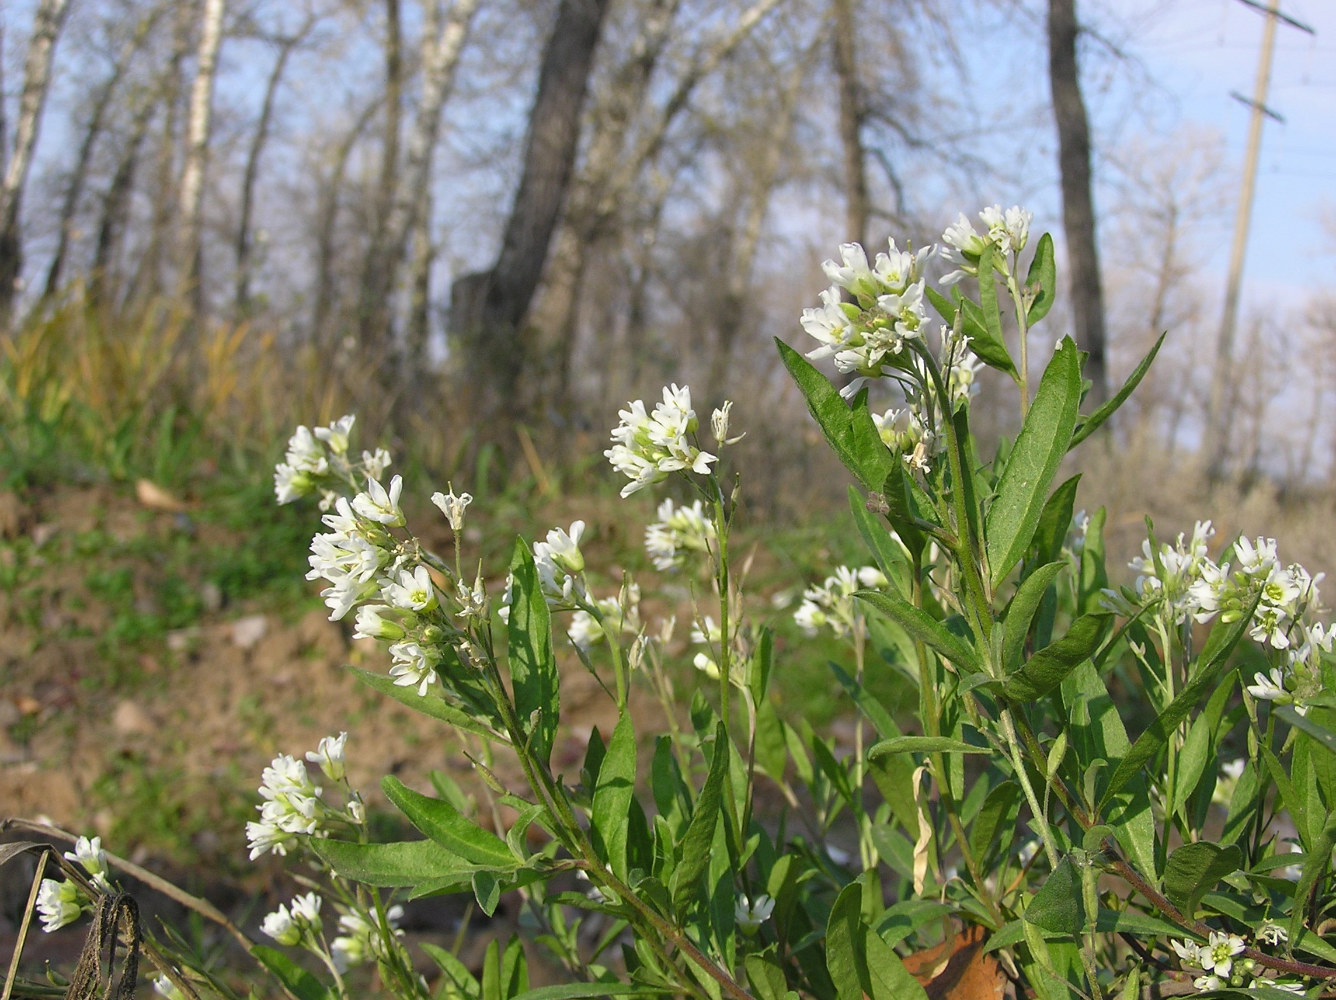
[794,566,889,639]
[262,891,323,947]
[644,498,717,571]
[36,836,112,933]
[1171,931,1302,993]
[1128,521,1217,626]
[306,483,406,621]
[940,205,1032,286]
[801,241,933,399]
[568,584,641,653]
[331,904,405,972]
[246,734,360,860]
[1116,526,1332,715]
[605,385,719,497]
[274,415,392,508]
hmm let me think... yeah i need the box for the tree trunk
[358,0,478,365]
[0,0,72,329]
[450,0,610,420]
[92,92,158,308]
[45,13,163,301]
[312,99,382,347]
[1048,0,1107,405]
[235,21,311,319]
[177,0,228,315]
[832,0,869,247]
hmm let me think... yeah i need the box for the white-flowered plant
[793,565,888,639]
[644,497,717,572]
[605,384,718,496]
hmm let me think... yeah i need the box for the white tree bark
[177,0,227,301]
[0,0,72,326]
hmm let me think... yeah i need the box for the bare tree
[358,0,480,364]
[450,0,611,419]
[0,0,73,329]
[177,0,228,312]
[831,0,868,247]
[1048,0,1107,404]
[235,13,316,318]
[44,9,164,300]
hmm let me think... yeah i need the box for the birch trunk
[177,0,227,313]
[0,0,72,329]
[358,0,479,360]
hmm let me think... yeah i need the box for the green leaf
[592,712,637,881]
[970,781,1021,872]
[985,339,1082,589]
[868,735,990,756]
[825,883,865,1000]
[1025,855,1085,933]
[776,339,894,491]
[973,244,1016,376]
[1277,705,1336,758]
[251,945,332,1000]
[1291,810,1336,945]
[473,869,503,916]
[669,722,729,913]
[422,942,481,999]
[310,837,476,887]
[1062,661,1156,882]
[855,589,982,674]
[1077,507,1109,616]
[830,661,900,740]
[1030,475,1081,567]
[1070,333,1166,449]
[864,923,930,1000]
[955,293,1017,377]
[351,667,494,738]
[744,951,790,1000]
[1001,561,1066,672]
[383,776,517,868]
[1164,842,1242,919]
[1003,611,1111,702]
[849,484,913,590]
[508,540,559,765]
[1025,232,1057,325]
[1102,599,1257,808]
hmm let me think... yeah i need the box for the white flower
[332,905,404,972]
[734,894,775,933]
[1246,666,1288,703]
[262,892,323,947]
[1256,920,1288,946]
[940,205,1031,285]
[1172,938,1203,965]
[153,974,189,1000]
[306,732,348,782]
[644,498,717,571]
[1130,521,1217,625]
[710,401,743,445]
[352,475,405,526]
[388,640,442,696]
[431,486,472,532]
[533,521,588,605]
[63,836,111,890]
[1199,931,1245,978]
[382,564,437,612]
[313,415,355,455]
[353,604,406,642]
[36,878,86,932]
[247,754,325,859]
[606,385,717,497]
[794,566,886,638]
[1192,974,1225,992]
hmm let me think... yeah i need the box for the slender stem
[1005,265,1031,419]
[1000,707,1061,871]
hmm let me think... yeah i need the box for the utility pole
[1205,0,1314,480]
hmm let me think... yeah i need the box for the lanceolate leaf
[868,736,990,756]
[252,945,332,1000]
[1001,561,1066,672]
[1002,611,1111,702]
[592,712,637,881]
[1070,332,1165,449]
[382,776,517,868]
[351,667,496,739]
[1164,842,1243,919]
[508,540,559,766]
[1025,233,1057,325]
[670,722,729,912]
[855,590,982,674]
[310,838,478,887]
[985,339,1081,590]
[776,339,894,491]
[1025,855,1085,933]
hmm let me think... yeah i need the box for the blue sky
[1098,0,1335,299]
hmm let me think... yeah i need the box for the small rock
[0,492,32,539]
[113,699,153,735]
[30,522,58,547]
[199,581,224,614]
[231,614,269,650]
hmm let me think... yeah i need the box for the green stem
[1005,266,1031,419]
[1001,706,1061,871]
